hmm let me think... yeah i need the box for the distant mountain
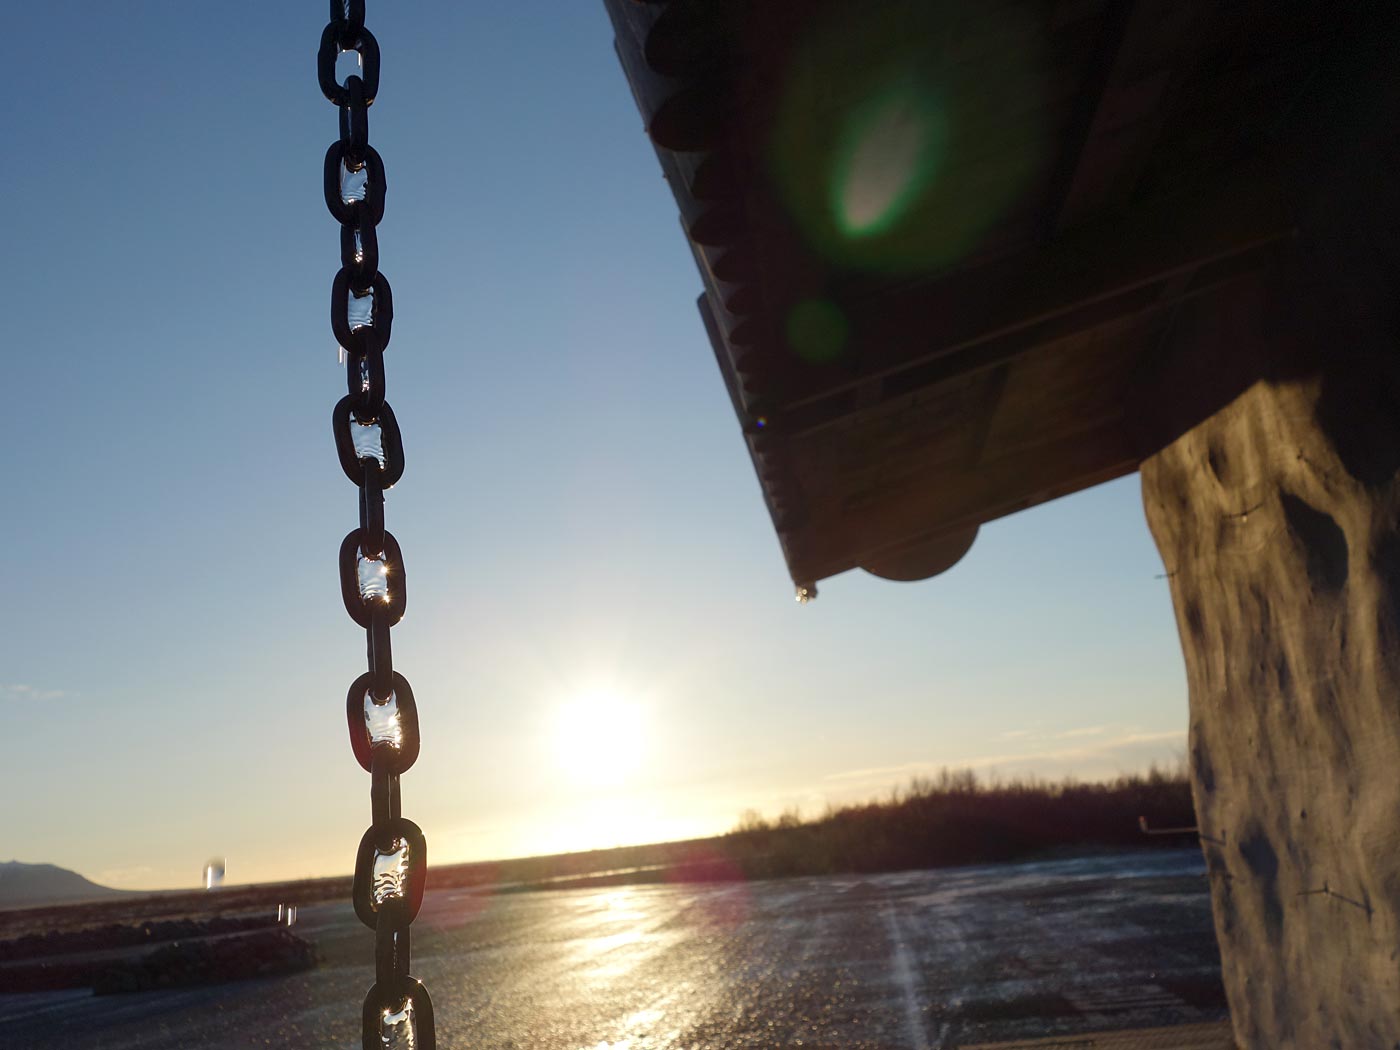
[0,861,125,909]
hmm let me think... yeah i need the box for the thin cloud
[0,683,67,701]
[1053,725,1109,739]
[958,729,1185,773]
[823,761,937,784]
[95,864,155,888]
[738,729,1188,831]
[822,729,1186,792]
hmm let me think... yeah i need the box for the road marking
[882,903,931,1050]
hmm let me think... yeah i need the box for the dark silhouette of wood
[604,1,1400,1042]
[604,0,1341,588]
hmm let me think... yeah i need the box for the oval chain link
[318,4,436,1047]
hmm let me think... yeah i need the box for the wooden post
[1140,232,1400,1046]
[1138,9,1400,1039]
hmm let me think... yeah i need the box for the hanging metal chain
[318,4,436,1047]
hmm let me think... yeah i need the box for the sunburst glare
[554,689,646,786]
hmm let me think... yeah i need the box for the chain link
[318,5,436,1047]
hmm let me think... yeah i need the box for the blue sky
[3,3,1185,889]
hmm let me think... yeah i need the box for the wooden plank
[1052,0,1210,231]
[770,162,1293,418]
[962,1020,1235,1049]
[786,410,1139,582]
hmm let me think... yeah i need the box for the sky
[3,3,1186,891]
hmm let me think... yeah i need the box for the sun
[554,689,646,786]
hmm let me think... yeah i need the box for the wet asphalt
[0,848,1225,1049]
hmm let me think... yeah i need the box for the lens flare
[767,1,1047,274]
[833,79,948,239]
[786,299,850,363]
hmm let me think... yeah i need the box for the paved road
[0,849,1225,1049]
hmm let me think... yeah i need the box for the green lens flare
[787,299,850,363]
[832,81,948,239]
[767,2,1047,275]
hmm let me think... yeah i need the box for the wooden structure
[602,0,1333,590]
[605,1,1400,1046]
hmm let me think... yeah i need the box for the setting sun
[554,690,646,786]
